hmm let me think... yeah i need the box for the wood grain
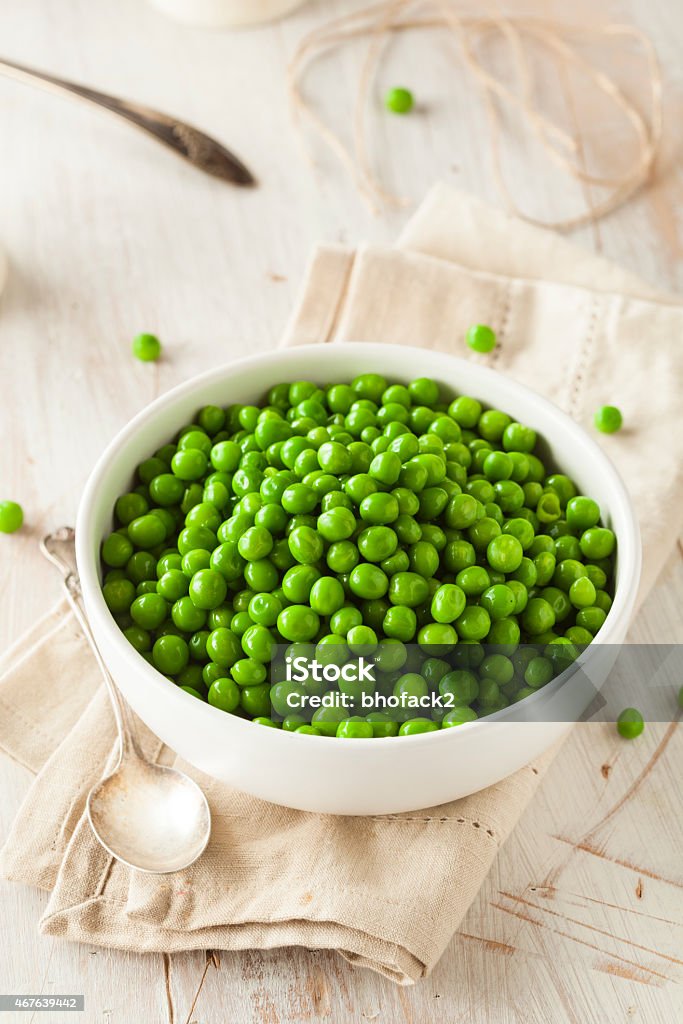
[0,0,681,1021]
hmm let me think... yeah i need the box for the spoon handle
[0,56,255,186]
[40,528,141,762]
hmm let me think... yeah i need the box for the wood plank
[0,0,681,1021]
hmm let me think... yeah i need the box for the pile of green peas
[101,372,616,738]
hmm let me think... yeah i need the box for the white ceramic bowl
[76,344,641,814]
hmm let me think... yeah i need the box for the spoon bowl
[87,757,211,874]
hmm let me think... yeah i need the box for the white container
[149,0,307,28]
[0,244,8,297]
[76,343,641,815]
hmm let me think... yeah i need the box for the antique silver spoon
[0,56,255,186]
[40,528,211,874]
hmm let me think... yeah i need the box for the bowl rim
[76,342,642,750]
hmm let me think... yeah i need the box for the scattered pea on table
[466,324,497,354]
[594,405,623,434]
[617,707,644,739]
[385,87,414,114]
[0,500,23,534]
[132,332,162,362]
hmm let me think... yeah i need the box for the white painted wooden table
[0,1,681,1021]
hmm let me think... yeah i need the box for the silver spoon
[40,527,211,874]
[0,56,255,186]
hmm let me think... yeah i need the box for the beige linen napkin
[1,185,682,985]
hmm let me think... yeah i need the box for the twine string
[287,2,663,230]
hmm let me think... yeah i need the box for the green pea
[329,605,363,636]
[553,558,588,592]
[153,634,189,676]
[569,576,597,608]
[443,539,477,573]
[468,517,501,551]
[594,405,623,434]
[417,487,448,520]
[479,655,514,686]
[277,605,320,642]
[521,598,556,636]
[510,557,537,589]
[442,706,478,727]
[580,527,616,560]
[480,584,516,620]
[285,526,321,565]
[483,450,513,481]
[130,593,169,630]
[368,450,402,486]
[524,656,554,689]
[317,507,356,542]
[486,535,524,573]
[407,541,437,578]
[309,576,346,616]
[327,541,359,574]
[430,584,466,624]
[478,409,511,442]
[576,606,607,635]
[241,624,275,663]
[394,514,422,546]
[136,580,158,596]
[247,593,281,627]
[394,671,428,704]
[281,483,317,515]
[440,669,478,705]
[103,578,136,614]
[350,373,386,403]
[187,568,227,610]
[336,718,374,739]
[156,569,189,603]
[305,706,343,736]
[348,564,388,601]
[455,566,490,596]
[532,551,555,587]
[383,605,417,641]
[454,605,491,641]
[204,626,241,668]
[399,718,438,736]
[171,449,208,481]
[359,492,400,525]
[616,707,644,738]
[564,625,594,646]
[507,452,532,483]
[398,458,428,492]
[365,711,399,737]
[132,332,161,362]
[102,532,134,568]
[124,625,151,653]
[237,684,270,718]
[358,526,398,563]
[206,676,240,712]
[388,571,430,607]
[126,551,158,584]
[418,623,457,652]
[244,558,279,592]
[237,526,273,561]
[466,324,496,353]
[177,525,217,556]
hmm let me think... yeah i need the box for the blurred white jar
[149,0,308,27]
[0,245,7,298]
